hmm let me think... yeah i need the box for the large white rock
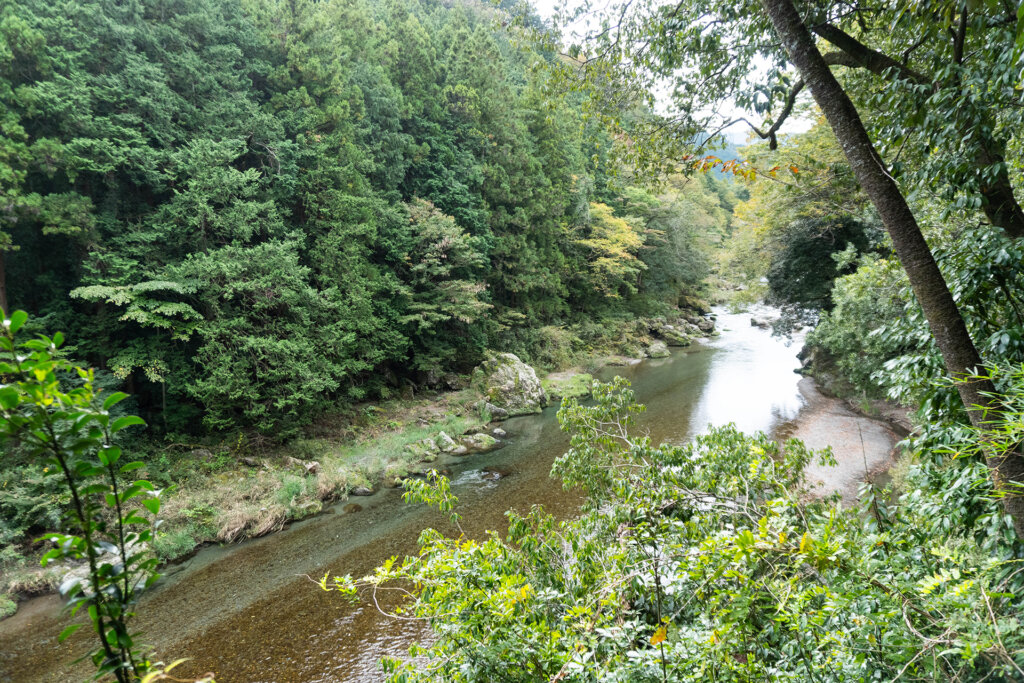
[471,352,547,418]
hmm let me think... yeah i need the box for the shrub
[324,379,1024,682]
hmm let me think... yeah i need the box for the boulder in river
[479,401,509,420]
[349,485,374,496]
[434,431,459,453]
[481,465,514,481]
[750,316,772,329]
[463,432,500,453]
[471,352,547,417]
[404,438,440,460]
[697,317,715,333]
[647,340,670,358]
[657,324,691,347]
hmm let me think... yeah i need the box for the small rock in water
[463,432,500,452]
[343,503,363,514]
[481,465,513,481]
[350,485,374,496]
[492,427,506,437]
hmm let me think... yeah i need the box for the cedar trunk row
[759,0,1024,534]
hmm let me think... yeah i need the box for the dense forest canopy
[0,0,732,435]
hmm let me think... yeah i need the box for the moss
[0,594,17,619]
[542,373,594,401]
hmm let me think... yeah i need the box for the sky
[525,0,813,145]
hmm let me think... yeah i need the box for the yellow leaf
[651,625,667,645]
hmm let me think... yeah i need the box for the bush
[324,379,1024,682]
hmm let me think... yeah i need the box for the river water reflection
[0,306,804,683]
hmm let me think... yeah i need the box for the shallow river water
[0,307,805,683]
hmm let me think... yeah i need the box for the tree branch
[810,22,930,85]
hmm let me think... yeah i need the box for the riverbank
[0,306,718,620]
[781,377,908,505]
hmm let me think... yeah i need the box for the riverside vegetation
[3,0,1024,681]
[0,0,731,610]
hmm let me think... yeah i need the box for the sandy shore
[781,378,906,504]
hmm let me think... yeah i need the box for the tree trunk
[0,251,7,315]
[976,143,1024,240]
[760,0,1024,534]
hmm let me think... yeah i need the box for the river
[0,306,806,683]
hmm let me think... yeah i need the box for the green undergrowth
[325,379,1024,682]
[542,373,596,401]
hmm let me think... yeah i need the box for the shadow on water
[0,306,805,683]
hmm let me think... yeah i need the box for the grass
[542,372,595,401]
[145,405,482,555]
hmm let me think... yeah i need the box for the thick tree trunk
[0,251,7,315]
[976,144,1024,240]
[760,0,1024,534]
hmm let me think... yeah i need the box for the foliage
[326,379,1024,682]
[724,121,882,326]
[0,310,162,681]
[808,255,909,394]
[809,212,1024,423]
[1,0,725,437]
[576,202,647,298]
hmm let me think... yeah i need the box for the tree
[398,198,491,375]
[559,0,1024,531]
[758,0,1024,533]
[0,310,162,681]
[576,202,647,299]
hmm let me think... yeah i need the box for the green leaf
[58,624,83,642]
[102,392,129,411]
[111,415,146,433]
[8,310,28,335]
[98,446,122,466]
[0,387,18,410]
[119,461,146,473]
[142,498,160,515]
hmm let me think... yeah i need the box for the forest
[1,0,1023,681]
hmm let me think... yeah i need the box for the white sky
[526,0,813,146]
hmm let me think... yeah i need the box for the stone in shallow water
[647,340,670,358]
[463,432,500,453]
[434,430,459,453]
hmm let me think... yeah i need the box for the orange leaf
[651,625,667,645]
[789,165,799,175]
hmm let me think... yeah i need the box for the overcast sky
[525,0,813,145]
